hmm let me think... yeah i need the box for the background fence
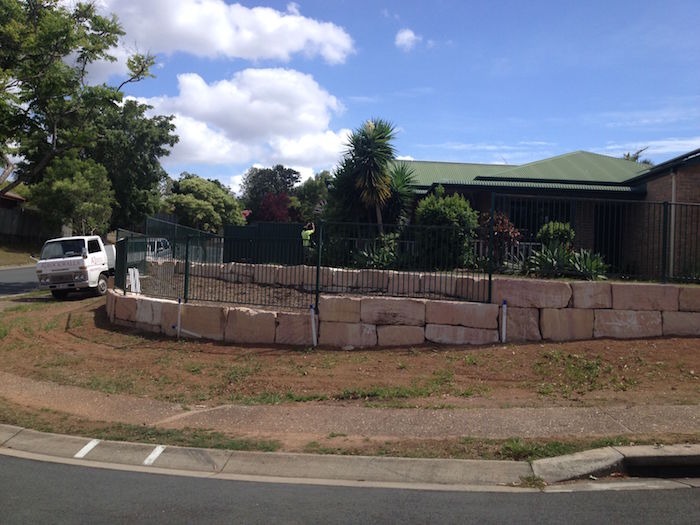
[492,194,700,283]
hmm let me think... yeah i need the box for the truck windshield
[40,239,86,260]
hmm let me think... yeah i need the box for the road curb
[1,424,698,491]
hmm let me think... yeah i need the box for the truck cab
[36,236,115,299]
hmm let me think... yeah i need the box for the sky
[84,0,700,193]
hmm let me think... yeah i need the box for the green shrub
[570,249,608,281]
[353,233,399,269]
[528,243,572,277]
[414,186,478,269]
[536,222,575,249]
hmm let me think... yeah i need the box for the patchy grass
[497,438,579,461]
[533,350,638,397]
[0,242,39,267]
[0,324,8,340]
[232,391,329,405]
[0,397,279,452]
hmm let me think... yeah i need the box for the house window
[508,199,572,242]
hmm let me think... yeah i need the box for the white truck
[36,236,116,299]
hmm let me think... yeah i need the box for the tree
[324,156,366,223]
[30,155,115,235]
[622,147,653,166]
[291,170,330,222]
[345,119,397,232]
[256,192,293,222]
[88,99,178,229]
[239,164,300,218]
[166,173,244,232]
[0,1,174,232]
[383,162,416,225]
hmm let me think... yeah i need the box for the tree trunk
[375,202,384,235]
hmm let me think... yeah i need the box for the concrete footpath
[1,372,699,441]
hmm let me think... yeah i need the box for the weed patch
[498,438,578,461]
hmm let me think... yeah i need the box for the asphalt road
[0,265,38,296]
[1,456,698,524]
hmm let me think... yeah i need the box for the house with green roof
[402,148,700,280]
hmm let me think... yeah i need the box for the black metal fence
[114,197,699,311]
[115,220,491,310]
[492,194,700,282]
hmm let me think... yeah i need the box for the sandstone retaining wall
[107,279,700,348]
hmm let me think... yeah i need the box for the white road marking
[143,445,166,466]
[73,439,100,459]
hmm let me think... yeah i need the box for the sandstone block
[160,302,180,337]
[302,265,333,291]
[425,324,499,345]
[180,303,226,341]
[319,322,377,347]
[540,308,594,341]
[135,297,173,327]
[500,307,541,342]
[361,297,426,326]
[679,287,700,312]
[386,271,421,295]
[114,294,137,322]
[105,289,116,322]
[253,264,281,285]
[571,282,612,309]
[276,265,305,287]
[318,295,361,323]
[612,283,679,311]
[422,273,457,296]
[225,307,276,344]
[275,312,316,346]
[331,268,359,289]
[377,325,425,346]
[594,310,662,339]
[425,300,498,329]
[662,311,700,336]
[355,269,390,291]
[492,278,572,308]
[454,276,489,302]
[228,262,254,283]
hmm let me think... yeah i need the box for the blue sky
[89,0,700,192]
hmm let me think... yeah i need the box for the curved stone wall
[106,279,700,347]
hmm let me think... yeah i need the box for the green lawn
[0,242,40,267]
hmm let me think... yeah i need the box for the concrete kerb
[1,424,697,490]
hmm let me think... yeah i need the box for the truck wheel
[51,290,68,300]
[95,272,108,296]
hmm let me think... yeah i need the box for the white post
[501,300,507,343]
[310,304,318,347]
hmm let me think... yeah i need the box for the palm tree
[384,162,417,225]
[346,119,397,233]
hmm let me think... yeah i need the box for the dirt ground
[0,293,698,410]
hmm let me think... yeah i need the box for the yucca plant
[570,249,608,280]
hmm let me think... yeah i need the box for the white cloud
[599,136,700,157]
[396,155,415,161]
[395,28,422,52]
[138,69,348,174]
[97,0,353,65]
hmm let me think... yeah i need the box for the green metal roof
[477,151,646,185]
[439,179,638,193]
[400,151,648,190]
[395,159,511,186]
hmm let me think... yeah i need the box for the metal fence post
[184,235,191,303]
[662,202,669,282]
[488,192,495,303]
[314,220,324,313]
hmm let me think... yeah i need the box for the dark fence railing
[115,221,492,310]
[492,194,700,283]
